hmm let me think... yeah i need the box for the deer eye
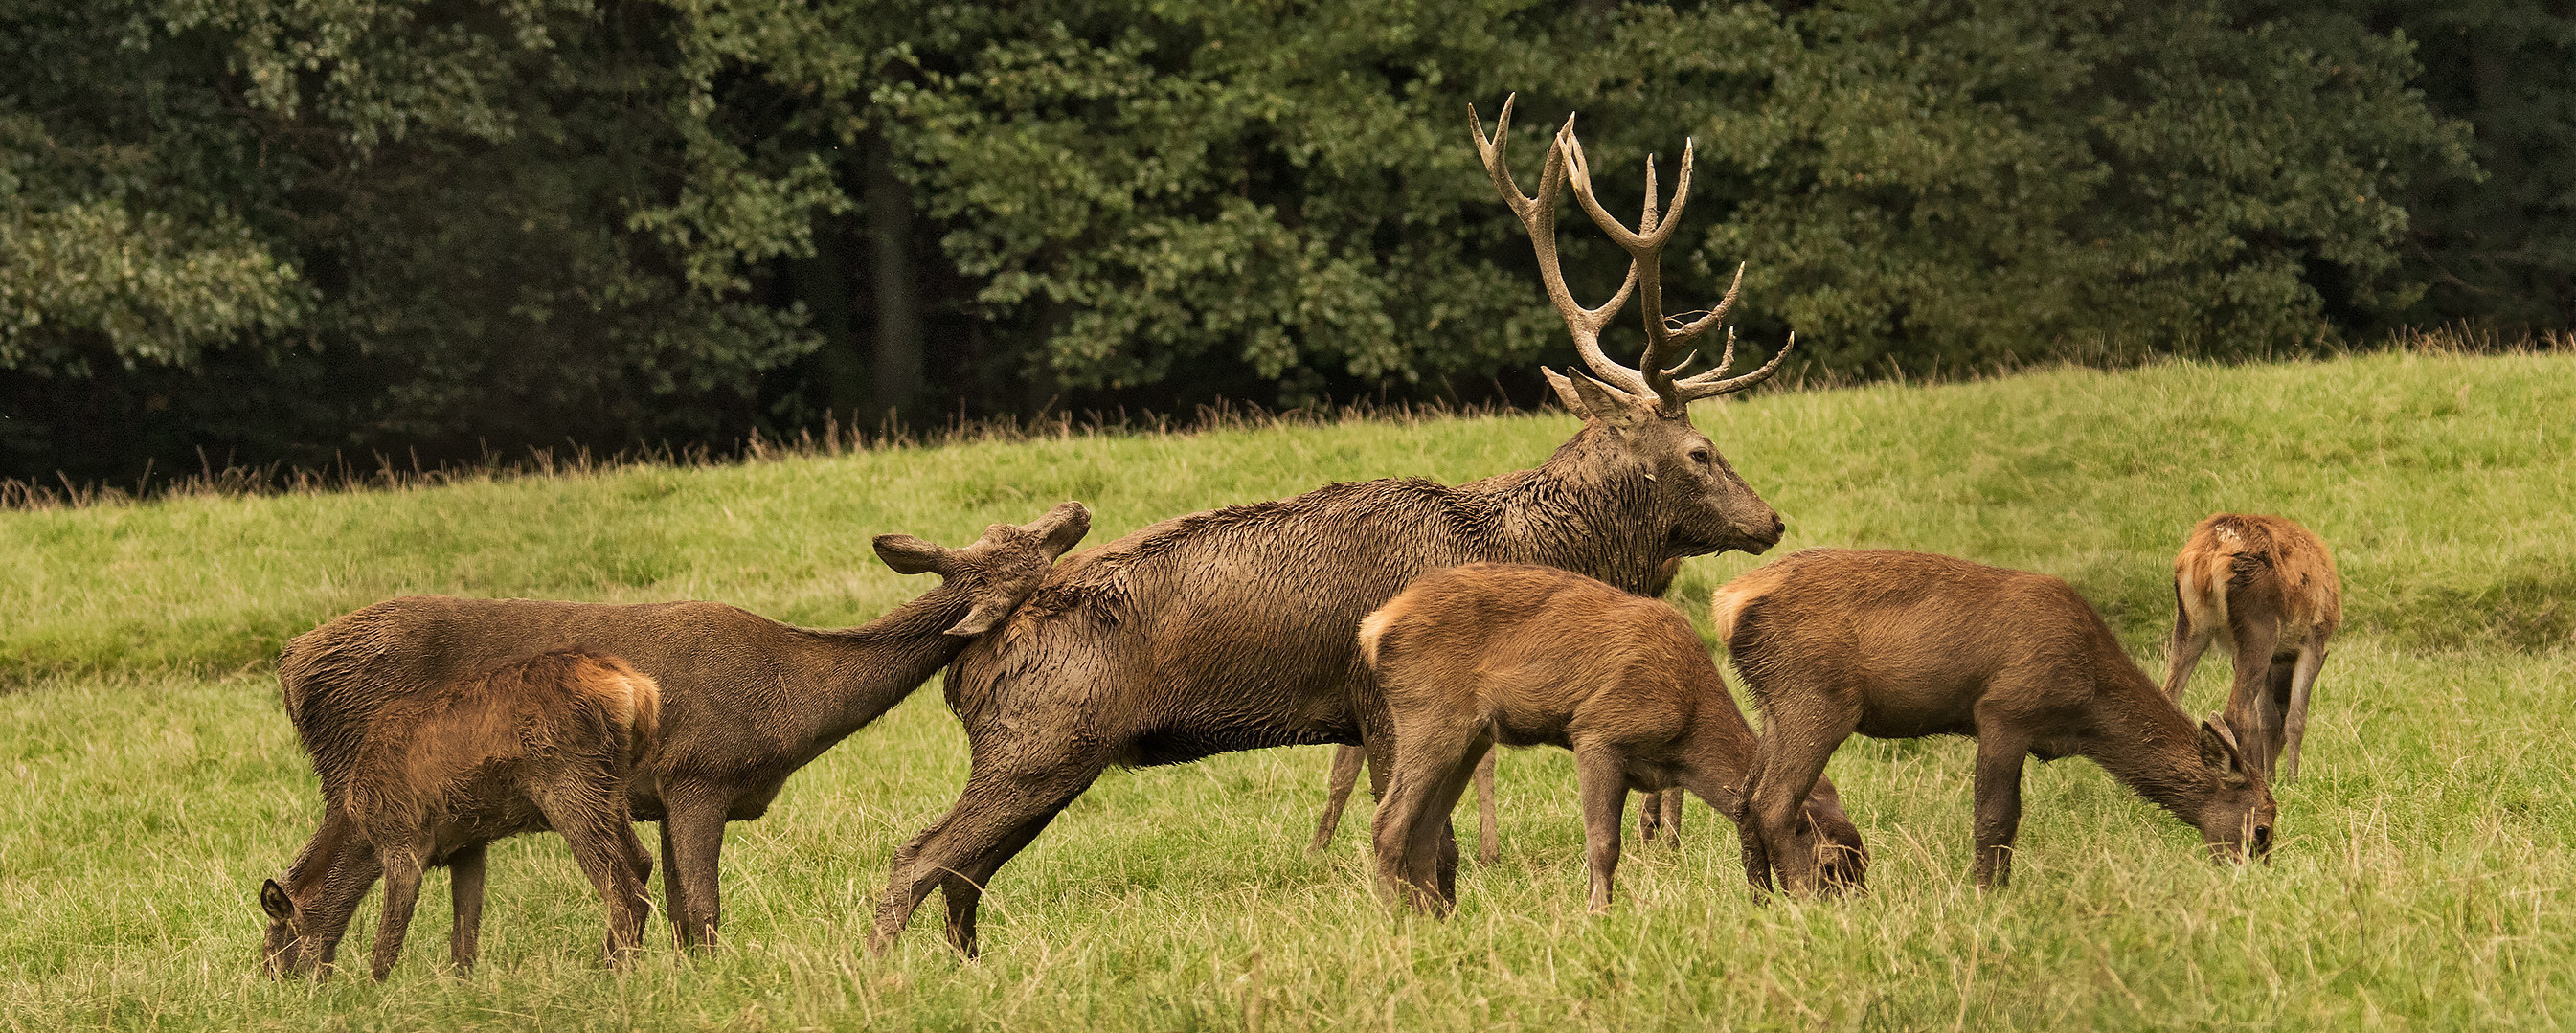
[1687,448,1712,465]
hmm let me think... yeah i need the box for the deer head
[1473,98,1790,557]
[2194,716,2278,863]
[873,501,1092,636]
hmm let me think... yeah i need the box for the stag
[870,100,1795,955]
[1721,550,2276,893]
[273,503,1088,952]
[1361,562,1866,913]
[2163,513,2342,782]
[1307,557,1688,862]
[260,649,659,979]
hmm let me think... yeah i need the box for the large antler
[1471,97,1794,416]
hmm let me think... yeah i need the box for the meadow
[2,347,2570,1030]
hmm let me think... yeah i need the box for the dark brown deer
[1719,550,2276,893]
[1306,556,1688,863]
[871,101,1796,956]
[260,649,659,979]
[273,502,1087,953]
[1360,563,1866,914]
[2163,514,2341,783]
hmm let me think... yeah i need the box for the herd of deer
[254,100,2343,978]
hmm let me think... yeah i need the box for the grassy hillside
[1,348,2570,1030]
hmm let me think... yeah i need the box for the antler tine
[1668,262,1747,344]
[1559,123,1706,412]
[1472,101,1646,396]
[1673,331,1796,399]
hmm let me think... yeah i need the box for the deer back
[1363,563,1716,750]
[2174,514,2342,647]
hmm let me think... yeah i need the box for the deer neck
[795,581,983,743]
[2074,662,2220,820]
[1458,425,1669,595]
[1670,661,1760,814]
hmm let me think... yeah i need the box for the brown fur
[1721,550,2276,893]
[1307,557,1689,863]
[2163,514,2341,782]
[1358,563,1866,913]
[260,650,660,979]
[867,109,1797,956]
[269,503,1088,954]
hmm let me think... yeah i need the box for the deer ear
[873,534,951,576]
[1541,368,1593,419]
[2198,717,2253,786]
[942,600,1014,638]
[1025,502,1092,557]
[260,879,295,921]
[1569,371,1651,429]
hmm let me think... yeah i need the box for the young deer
[1720,550,2275,893]
[260,649,659,979]
[274,502,1088,954]
[1360,563,1867,915]
[1307,557,1691,864]
[2163,514,2341,783]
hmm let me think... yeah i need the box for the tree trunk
[863,130,923,428]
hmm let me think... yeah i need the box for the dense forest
[2,0,2566,485]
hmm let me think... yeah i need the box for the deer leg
[447,842,486,974]
[871,749,1109,956]
[938,810,1059,959]
[1638,788,1682,848]
[368,845,428,981]
[1969,733,2031,889]
[1369,712,1482,913]
[658,790,729,950]
[1573,746,1629,914]
[1473,748,1499,866]
[1746,719,1845,897]
[2222,617,2283,779]
[2161,583,2213,704]
[555,817,654,965]
[2279,633,2329,783]
[1308,744,1368,856]
[1399,739,1487,915]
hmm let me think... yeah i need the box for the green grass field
[3,348,2571,1030]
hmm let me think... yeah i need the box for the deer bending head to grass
[2164,514,2341,783]
[1720,550,2276,894]
[260,650,660,979]
[268,503,1088,963]
[1360,562,1866,914]
[870,99,1796,956]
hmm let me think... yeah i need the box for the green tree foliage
[0,0,2517,484]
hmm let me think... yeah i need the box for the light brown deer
[2163,514,2341,783]
[871,101,1796,955]
[260,649,659,979]
[274,503,1087,953]
[1359,563,1865,913]
[1720,550,2275,893]
[1307,557,1689,863]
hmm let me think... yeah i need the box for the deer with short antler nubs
[2164,513,2341,783]
[1307,557,1689,864]
[260,649,660,979]
[1721,550,2276,894]
[870,100,1798,955]
[268,503,1087,957]
[1361,562,1866,914]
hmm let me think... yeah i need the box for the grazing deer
[872,101,1797,956]
[1720,550,2276,893]
[2163,514,2341,783]
[1361,563,1866,914]
[1307,557,1688,863]
[274,502,1088,953]
[260,650,660,979]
